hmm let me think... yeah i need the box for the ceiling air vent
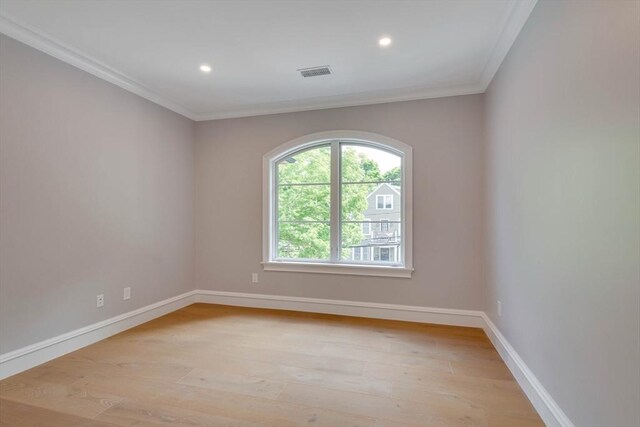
[298,66,332,78]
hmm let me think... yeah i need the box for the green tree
[277,146,331,259]
[382,166,401,183]
[276,146,391,260]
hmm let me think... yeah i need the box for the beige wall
[484,1,640,425]
[0,35,195,353]
[194,95,486,310]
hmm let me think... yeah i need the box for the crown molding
[191,82,485,121]
[0,13,197,120]
[1,1,537,123]
[479,0,538,91]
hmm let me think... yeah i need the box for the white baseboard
[0,288,573,427]
[0,290,197,380]
[481,313,574,427]
[196,290,485,328]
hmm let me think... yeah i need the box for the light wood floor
[0,304,543,426]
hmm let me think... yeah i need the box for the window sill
[261,261,413,278]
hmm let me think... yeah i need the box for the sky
[347,145,400,173]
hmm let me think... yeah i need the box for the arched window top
[265,130,412,163]
[262,131,413,278]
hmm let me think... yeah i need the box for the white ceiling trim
[479,0,538,90]
[0,12,196,120]
[0,1,538,122]
[191,82,485,121]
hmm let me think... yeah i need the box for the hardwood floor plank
[70,373,185,401]
[96,398,263,427]
[321,342,453,370]
[449,359,514,381]
[246,361,393,397]
[156,384,377,427]
[278,382,487,426]
[0,399,119,427]
[177,368,286,399]
[0,377,122,419]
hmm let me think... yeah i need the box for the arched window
[262,131,413,277]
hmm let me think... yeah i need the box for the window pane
[276,145,331,261]
[277,222,330,260]
[278,185,329,222]
[277,145,331,184]
[341,144,402,264]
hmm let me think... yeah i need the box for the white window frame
[376,195,393,210]
[262,130,413,278]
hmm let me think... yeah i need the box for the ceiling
[0,0,537,121]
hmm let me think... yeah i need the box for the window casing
[262,131,413,278]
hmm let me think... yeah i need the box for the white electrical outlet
[123,287,131,300]
[97,294,104,308]
[497,300,502,317]
[251,273,258,284]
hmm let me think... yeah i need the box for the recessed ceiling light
[200,64,212,73]
[379,37,392,47]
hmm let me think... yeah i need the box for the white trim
[0,290,197,380]
[262,261,413,278]
[0,2,536,122]
[481,313,575,427]
[0,13,196,120]
[196,290,484,328]
[192,83,485,121]
[330,140,341,261]
[479,0,538,90]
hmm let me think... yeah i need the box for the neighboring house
[350,183,401,263]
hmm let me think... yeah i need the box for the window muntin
[265,132,412,276]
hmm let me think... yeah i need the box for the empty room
[0,0,638,426]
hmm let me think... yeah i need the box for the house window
[376,195,393,209]
[362,220,371,235]
[373,246,395,262]
[262,131,413,278]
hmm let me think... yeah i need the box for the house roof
[366,183,401,199]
